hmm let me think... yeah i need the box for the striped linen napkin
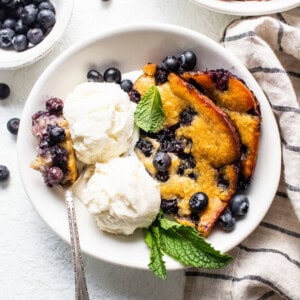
[184,8,300,300]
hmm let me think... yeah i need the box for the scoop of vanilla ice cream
[64,82,136,164]
[80,156,161,235]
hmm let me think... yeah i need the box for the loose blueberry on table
[0,0,56,52]
[0,165,9,182]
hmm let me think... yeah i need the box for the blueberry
[87,69,104,82]
[44,166,64,187]
[156,171,169,182]
[135,139,153,157]
[1,0,15,8]
[2,18,16,30]
[47,125,66,145]
[27,27,43,44]
[45,97,64,114]
[7,117,20,134]
[50,145,67,172]
[0,165,9,181]
[0,83,10,99]
[32,0,44,5]
[162,55,180,72]
[12,34,28,51]
[15,19,28,34]
[161,199,178,214]
[180,106,197,125]
[207,69,230,92]
[37,9,55,30]
[21,4,38,25]
[103,67,121,83]
[179,50,197,71]
[119,79,132,93]
[128,89,140,103]
[189,192,208,212]
[0,28,15,48]
[153,152,171,172]
[155,66,169,85]
[38,2,55,13]
[229,194,249,217]
[218,208,236,232]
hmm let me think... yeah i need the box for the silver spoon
[64,188,89,300]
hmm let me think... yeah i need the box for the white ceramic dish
[18,24,281,270]
[189,0,300,16]
[0,0,74,70]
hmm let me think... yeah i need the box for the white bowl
[189,0,300,16]
[0,0,74,70]
[18,24,281,270]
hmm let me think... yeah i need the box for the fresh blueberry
[12,34,28,51]
[7,117,20,135]
[15,19,28,34]
[44,166,64,187]
[38,2,55,13]
[128,89,140,103]
[120,79,133,93]
[229,194,249,217]
[47,125,66,145]
[0,83,10,99]
[0,28,15,48]
[103,67,122,83]
[153,151,171,172]
[179,50,197,71]
[87,69,104,82]
[161,199,178,214]
[1,0,16,8]
[45,97,64,114]
[20,4,38,25]
[218,208,236,232]
[27,27,43,44]
[0,165,10,181]
[37,9,55,30]
[135,139,153,157]
[2,18,16,30]
[189,192,208,212]
[162,55,180,72]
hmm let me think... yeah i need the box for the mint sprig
[134,85,165,133]
[144,211,233,279]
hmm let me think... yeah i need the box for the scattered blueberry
[87,69,104,82]
[7,117,20,134]
[37,9,55,30]
[162,55,180,72]
[229,194,249,217]
[0,83,10,99]
[2,18,16,29]
[45,97,64,114]
[38,2,55,13]
[27,27,43,44]
[47,125,66,145]
[153,151,171,173]
[120,79,133,93]
[161,199,178,214]
[0,165,10,182]
[218,208,236,232]
[155,66,168,85]
[0,28,15,48]
[15,19,28,34]
[135,139,153,157]
[12,34,28,51]
[103,67,121,83]
[128,89,140,103]
[189,192,208,212]
[20,4,38,25]
[179,50,197,71]
[44,166,64,187]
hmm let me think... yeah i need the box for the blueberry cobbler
[30,97,77,187]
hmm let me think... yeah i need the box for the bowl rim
[17,23,281,270]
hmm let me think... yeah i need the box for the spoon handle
[65,188,90,300]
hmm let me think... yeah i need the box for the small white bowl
[0,0,74,70]
[189,0,300,16]
[18,24,281,270]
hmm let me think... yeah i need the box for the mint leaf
[159,217,232,269]
[144,226,167,280]
[134,85,165,132]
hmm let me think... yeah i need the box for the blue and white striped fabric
[184,8,300,300]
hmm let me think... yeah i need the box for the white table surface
[0,1,235,299]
